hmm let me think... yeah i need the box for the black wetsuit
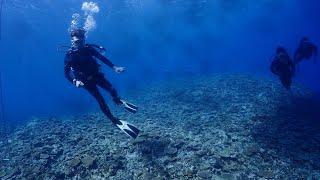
[270,52,295,90]
[294,40,318,64]
[64,44,121,124]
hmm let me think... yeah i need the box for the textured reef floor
[0,75,320,179]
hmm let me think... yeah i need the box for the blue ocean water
[0,0,319,125]
[0,1,320,179]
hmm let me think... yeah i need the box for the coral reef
[0,75,319,179]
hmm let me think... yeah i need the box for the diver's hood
[70,28,86,39]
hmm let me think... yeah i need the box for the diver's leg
[84,84,120,124]
[84,84,140,138]
[96,74,138,113]
[280,71,292,90]
[96,74,122,105]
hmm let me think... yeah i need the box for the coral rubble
[0,75,319,179]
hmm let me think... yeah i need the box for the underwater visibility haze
[0,0,320,179]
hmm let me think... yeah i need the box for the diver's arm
[91,47,125,73]
[64,62,84,87]
[64,54,76,83]
[91,47,115,68]
[270,61,277,74]
[270,56,279,75]
[64,62,74,83]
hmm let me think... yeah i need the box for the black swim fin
[116,120,140,139]
[120,100,138,113]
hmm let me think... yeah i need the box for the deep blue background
[0,0,319,125]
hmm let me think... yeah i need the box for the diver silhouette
[294,37,318,65]
[64,28,140,138]
[270,47,295,90]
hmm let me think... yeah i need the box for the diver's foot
[112,118,122,125]
[120,100,138,113]
[115,120,140,139]
[113,98,123,105]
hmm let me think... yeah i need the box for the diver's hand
[113,66,125,74]
[73,79,84,87]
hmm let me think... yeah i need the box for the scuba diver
[270,47,295,90]
[64,28,140,139]
[294,37,318,65]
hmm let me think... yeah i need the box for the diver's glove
[113,66,125,73]
[73,79,84,87]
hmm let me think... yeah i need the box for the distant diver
[270,47,295,90]
[64,28,140,139]
[294,37,318,65]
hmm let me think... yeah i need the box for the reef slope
[1,75,319,179]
